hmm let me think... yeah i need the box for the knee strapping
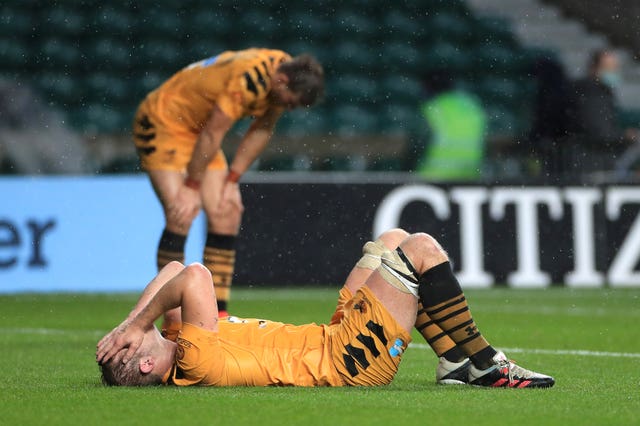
[379,248,420,297]
[355,239,387,270]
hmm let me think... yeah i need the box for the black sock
[203,233,236,312]
[442,346,467,363]
[157,228,186,269]
[418,262,497,368]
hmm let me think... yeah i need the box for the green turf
[1,288,638,425]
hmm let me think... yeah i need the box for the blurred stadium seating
[0,0,556,173]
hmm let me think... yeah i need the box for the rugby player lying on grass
[96,229,554,388]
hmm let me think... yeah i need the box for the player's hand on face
[96,320,146,365]
[97,319,130,351]
[169,186,202,230]
[96,320,130,364]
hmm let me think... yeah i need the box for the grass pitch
[1,287,638,425]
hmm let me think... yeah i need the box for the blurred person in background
[564,49,639,178]
[132,48,324,332]
[526,55,573,180]
[415,70,487,180]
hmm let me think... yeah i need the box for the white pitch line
[409,343,640,358]
[3,327,640,359]
[497,347,640,359]
[468,304,640,318]
[0,327,105,337]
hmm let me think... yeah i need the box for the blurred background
[2,0,640,182]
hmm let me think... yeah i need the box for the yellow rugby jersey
[143,48,291,133]
[163,319,343,387]
[161,287,411,387]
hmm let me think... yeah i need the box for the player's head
[100,349,163,386]
[99,328,174,386]
[272,54,324,109]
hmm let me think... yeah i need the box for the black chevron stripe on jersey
[356,334,380,358]
[344,343,369,376]
[244,72,258,96]
[365,320,388,346]
[260,61,271,77]
[254,66,267,90]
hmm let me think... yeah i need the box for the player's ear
[139,357,155,374]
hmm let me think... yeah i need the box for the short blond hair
[99,351,163,387]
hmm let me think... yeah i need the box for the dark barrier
[235,175,640,288]
[2,175,638,291]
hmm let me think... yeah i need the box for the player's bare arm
[97,263,218,365]
[97,262,185,348]
[230,106,284,174]
[215,106,284,213]
[186,105,235,183]
[125,261,185,321]
[95,262,188,364]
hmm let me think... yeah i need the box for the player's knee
[377,228,409,250]
[164,208,197,230]
[184,262,213,284]
[208,205,243,228]
[401,233,449,270]
[164,261,185,275]
[416,232,447,256]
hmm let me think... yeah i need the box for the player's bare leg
[379,233,554,388]
[201,169,243,317]
[343,229,408,293]
[146,169,201,340]
[333,229,470,383]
